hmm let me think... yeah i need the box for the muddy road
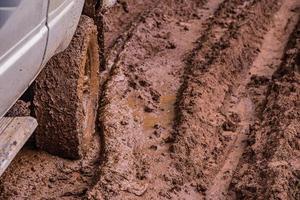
[0,0,300,199]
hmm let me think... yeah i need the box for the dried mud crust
[34,15,100,159]
[231,20,300,200]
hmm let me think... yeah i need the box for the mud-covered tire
[34,16,100,159]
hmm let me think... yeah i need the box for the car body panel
[43,0,85,64]
[0,0,85,118]
[0,0,48,118]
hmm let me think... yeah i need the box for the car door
[0,0,49,117]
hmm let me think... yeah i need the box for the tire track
[207,1,300,198]
[231,3,300,199]
[86,0,226,199]
[170,1,281,199]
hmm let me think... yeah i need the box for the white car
[0,0,102,176]
[0,0,85,117]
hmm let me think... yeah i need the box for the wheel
[33,16,100,159]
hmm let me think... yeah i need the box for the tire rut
[207,1,300,198]
[230,2,300,199]
[86,0,226,199]
[87,0,286,199]
[169,0,281,198]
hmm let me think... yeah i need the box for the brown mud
[0,0,300,199]
[230,14,300,200]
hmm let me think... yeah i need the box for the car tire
[33,15,100,159]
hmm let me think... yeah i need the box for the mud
[0,0,300,199]
[230,17,300,200]
[5,100,31,117]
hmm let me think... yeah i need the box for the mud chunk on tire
[34,16,100,159]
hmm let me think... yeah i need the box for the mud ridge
[169,0,281,197]
[211,1,300,198]
[231,17,300,200]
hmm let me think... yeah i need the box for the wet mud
[230,17,300,200]
[0,0,300,199]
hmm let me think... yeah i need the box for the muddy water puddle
[127,94,176,131]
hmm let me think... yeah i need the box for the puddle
[144,95,176,129]
[127,94,176,131]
